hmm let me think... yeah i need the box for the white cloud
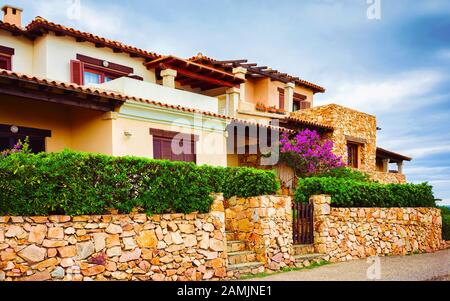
[316,69,446,114]
[405,166,450,175]
[31,0,124,38]
[405,144,450,159]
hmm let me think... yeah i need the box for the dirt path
[250,249,449,281]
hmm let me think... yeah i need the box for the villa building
[0,5,411,186]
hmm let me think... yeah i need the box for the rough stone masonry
[0,194,227,281]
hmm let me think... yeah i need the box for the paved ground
[252,249,449,281]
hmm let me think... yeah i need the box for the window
[0,124,51,154]
[0,55,11,70]
[0,45,14,71]
[294,93,309,111]
[150,129,197,163]
[347,142,359,168]
[70,54,134,85]
[83,68,118,85]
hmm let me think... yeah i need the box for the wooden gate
[292,202,314,244]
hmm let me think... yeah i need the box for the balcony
[95,77,220,113]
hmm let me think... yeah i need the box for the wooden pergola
[189,55,325,93]
[145,56,245,91]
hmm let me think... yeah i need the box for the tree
[280,129,344,176]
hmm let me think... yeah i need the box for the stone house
[0,5,410,185]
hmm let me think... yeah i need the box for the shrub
[442,214,450,240]
[439,206,450,240]
[306,167,371,182]
[0,151,279,216]
[294,177,436,207]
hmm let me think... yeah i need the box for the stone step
[294,253,323,263]
[227,240,247,252]
[293,244,315,255]
[227,261,264,272]
[227,251,257,265]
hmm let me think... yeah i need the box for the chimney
[2,5,23,27]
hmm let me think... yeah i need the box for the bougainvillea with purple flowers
[280,129,344,176]
[1,138,31,158]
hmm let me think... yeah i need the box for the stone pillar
[397,162,403,174]
[284,82,295,112]
[232,67,247,101]
[226,87,240,117]
[309,195,331,254]
[160,69,177,88]
[382,159,390,173]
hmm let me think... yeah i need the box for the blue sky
[5,0,450,205]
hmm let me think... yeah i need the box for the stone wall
[225,195,295,270]
[368,171,407,184]
[310,195,445,262]
[0,195,227,281]
[289,104,377,172]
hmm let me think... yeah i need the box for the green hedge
[0,151,279,216]
[307,167,371,182]
[294,177,436,207]
[439,206,450,240]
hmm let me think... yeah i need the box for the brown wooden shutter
[153,137,162,159]
[279,90,285,110]
[70,60,84,85]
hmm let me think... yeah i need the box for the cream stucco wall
[0,96,111,153]
[70,110,114,155]
[0,30,33,74]
[98,77,219,113]
[0,96,228,166]
[114,101,228,166]
[42,33,156,83]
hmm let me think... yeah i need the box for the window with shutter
[0,45,14,71]
[70,60,84,85]
[0,55,11,70]
[150,129,198,163]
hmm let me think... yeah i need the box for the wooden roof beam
[160,63,236,88]
[214,59,248,64]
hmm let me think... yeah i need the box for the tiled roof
[0,69,293,133]
[377,147,412,162]
[0,17,161,61]
[283,115,334,130]
[188,53,325,93]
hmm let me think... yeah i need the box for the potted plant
[267,106,277,113]
[255,102,266,112]
[276,108,286,114]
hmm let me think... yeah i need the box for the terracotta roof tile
[0,17,161,61]
[283,115,334,130]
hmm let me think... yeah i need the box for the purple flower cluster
[1,140,24,158]
[280,129,344,175]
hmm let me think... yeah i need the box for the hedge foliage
[439,206,450,240]
[0,151,279,216]
[305,167,371,182]
[294,177,436,207]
